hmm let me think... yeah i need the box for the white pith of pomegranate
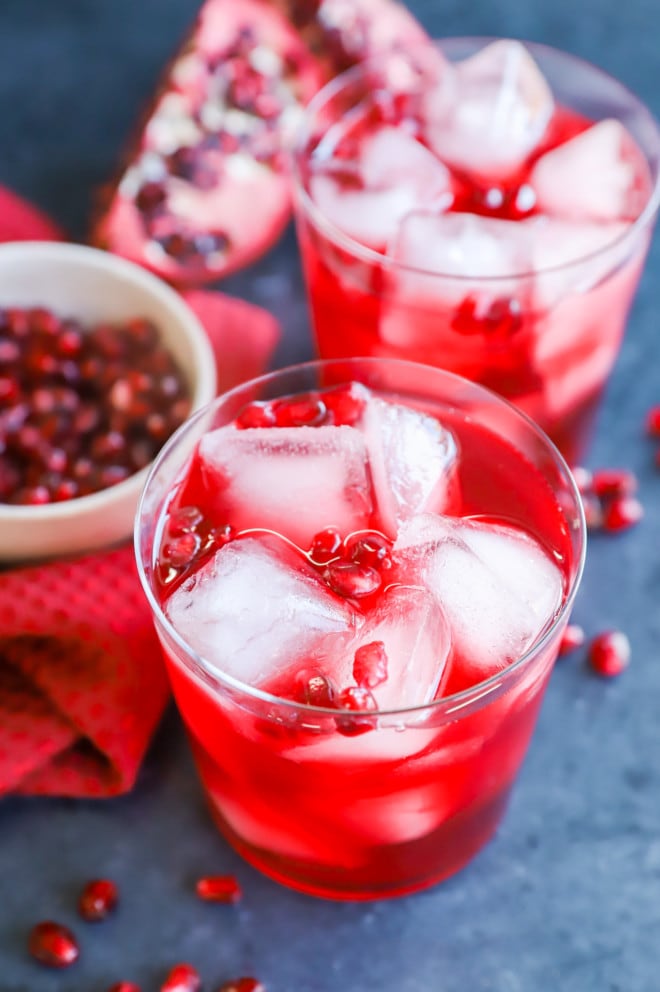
[93,0,324,285]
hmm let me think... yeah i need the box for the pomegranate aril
[272,394,327,427]
[107,983,142,992]
[195,874,243,903]
[336,686,378,736]
[216,980,265,992]
[235,401,277,429]
[161,963,202,992]
[592,468,638,499]
[559,623,586,656]
[321,382,367,426]
[295,668,337,707]
[28,920,80,968]
[602,495,644,533]
[162,532,202,568]
[353,640,388,688]
[322,560,382,599]
[646,404,660,437]
[588,630,631,677]
[169,505,204,536]
[308,526,342,563]
[343,530,392,569]
[78,878,118,921]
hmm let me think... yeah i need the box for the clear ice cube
[422,40,554,180]
[309,125,453,249]
[529,119,643,222]
[393,513,563,686]
[165,534,357,687]
[359,394,459,536]
[198,424,373,549]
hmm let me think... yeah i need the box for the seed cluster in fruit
[0,307,191,505]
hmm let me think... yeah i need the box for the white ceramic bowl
[0,241,217,563]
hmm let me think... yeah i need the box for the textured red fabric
[0,547,169,797]
[0,184,281,796]
[182,289,280,394]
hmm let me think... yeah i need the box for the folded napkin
[0,183,281,797]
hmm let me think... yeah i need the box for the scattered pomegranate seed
[645,404,660,437]
[78,878,118,921]
[559,624,586,656]
[592,468,638,499]
[322,560,382,599]
[28,920,80,968]
[353,641,388,688]
[216,977,265,992]
[588,630,631,677]
[602,495,644,533]
[195,874,243,904]
[108,983,142,992]
[161,963,202,992]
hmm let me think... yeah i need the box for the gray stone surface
[1,1,660,989]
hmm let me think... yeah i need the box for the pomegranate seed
[344,530,392,569]
[322,561,381,599]
[195,874,243,903]
[308,526,342,563]
[336,686,378,736]
[353,641,389,689]
[273,394,327,427]
[168,505,204,536]
[162,532,202,568]
[592,468,638,499]
[107,983,142,992]
[559,623,586,656]
[236,400,277,429]
[28,921,80,968]
[78,878,118,921]
[216,978,265,992]
[321,382,367,426]
[570,465,593,494]
[295,668,337,707]
[161,963,202,992]
[646,404,660,436]
[581,492,603,530]
[588,630,631,677]
[602,495,644,532]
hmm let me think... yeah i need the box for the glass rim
[290,35,660,284]
[135,356,587,722]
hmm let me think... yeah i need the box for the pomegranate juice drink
[292,39,660,463]
[136,359,585,899]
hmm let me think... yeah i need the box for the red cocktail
[292,39,660,463]
[135,358,585,899]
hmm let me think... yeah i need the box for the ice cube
[198,424,373,549]
[393,513,563,688]
[359,394,459,536]
[380,210,534,349]
[165,534,357,687]
[311,585,451,709]
[309,125,453,250]
[526,215,631,308]
[422,40,554,179]
[529,119,645,223]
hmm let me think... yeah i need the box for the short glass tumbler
[292,38,660,464]
[135,358,585,900]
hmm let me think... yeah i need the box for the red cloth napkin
[0,184,281,797]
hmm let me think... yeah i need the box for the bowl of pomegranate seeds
[0,241,216,562]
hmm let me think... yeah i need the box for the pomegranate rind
[91,0,323,286]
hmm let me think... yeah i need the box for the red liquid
[153,385,575,899]
[296,103,653,464]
